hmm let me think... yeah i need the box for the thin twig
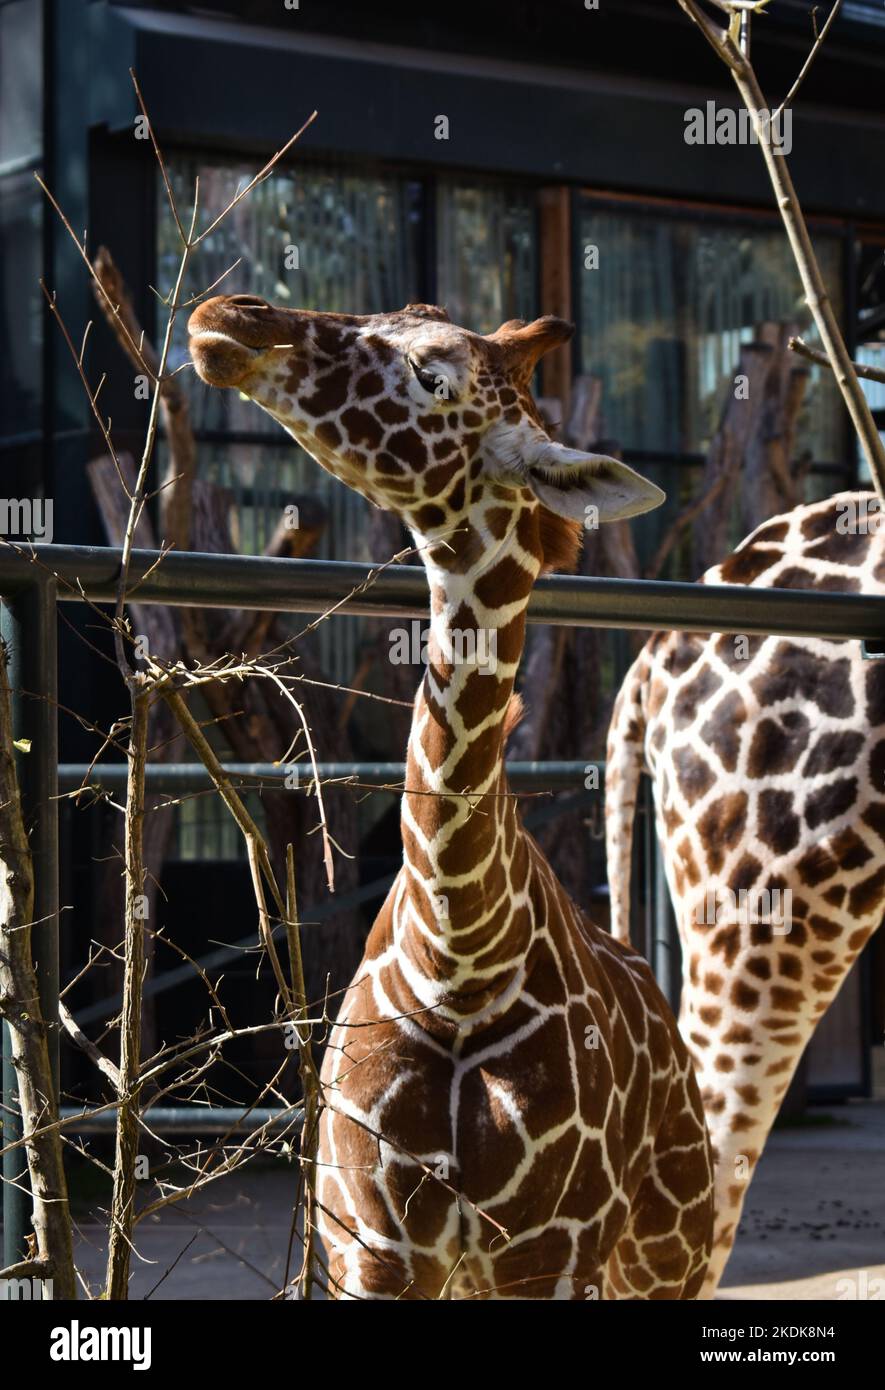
[789,334,885,385]
[105,688,149,1299]
[192,111,318,246]
[772,0,843,124]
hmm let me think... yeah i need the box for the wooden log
[743,322,810,532]
[538,187,573,407]
[692,336,775,575]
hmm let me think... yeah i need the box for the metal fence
[3,541,885,1267]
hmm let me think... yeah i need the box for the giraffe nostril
[228,295,269,309]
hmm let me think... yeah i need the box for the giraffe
[605,489,885,1297]
[188,294,714,1300]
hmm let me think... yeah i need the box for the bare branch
[772,0,843,124]
[105,688,149,1299]
[192,110,318,246]
[789,334,885,385]
[58,1001,121,1089]
[0,645,77,1296]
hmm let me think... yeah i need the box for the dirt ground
[70,1091,885,1301]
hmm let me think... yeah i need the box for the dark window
[578,199,845,464]
[0,0,42,171]
[0,169,43,441]
[436,179,537,331]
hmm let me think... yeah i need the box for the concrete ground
[719,1097,885,1301]
[70,1095,885,1300]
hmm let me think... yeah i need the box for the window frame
[572,185,867,487]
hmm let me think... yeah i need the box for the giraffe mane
[537,507,583,575]
[502,690,525,741]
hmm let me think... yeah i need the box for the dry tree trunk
[0,642,76,1297]
[742,322,811,534]
[646,325,809,581]
[105,687,149,1300]
[691,335,778,575]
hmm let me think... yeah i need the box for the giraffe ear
[526,442,665,524]
[488,316,575,384]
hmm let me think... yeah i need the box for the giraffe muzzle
[188,294,303,388]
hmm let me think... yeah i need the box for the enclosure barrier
[3,541,885,1266]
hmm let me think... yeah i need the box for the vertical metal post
[1,575,59,1266]
[653,828,679,1016]
[641,772,680,1016]
[640,775,654,963]
[739,9,752,58]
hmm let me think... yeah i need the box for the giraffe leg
[605,1074,714,1300]
[323,1239,455,1300]
[678,969,812,1297]
[674,894,881,1295]
[482,1235,605,1300]
[604,1183,711,1299]
[698,1114,767,1297]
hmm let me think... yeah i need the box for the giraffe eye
[409,358,451,400]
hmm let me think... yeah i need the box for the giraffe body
[319,831,711,1299]
[606,490,885,1295]
[188,294,713,1299]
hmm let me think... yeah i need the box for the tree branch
[789,334,885,385]
[772,0,843,124]
[105,688,149,1299]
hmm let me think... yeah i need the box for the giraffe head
[188,295,664,572]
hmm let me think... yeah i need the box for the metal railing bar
[58,1105,302,1135]
[58,760,604,794]
[1,544,884,640]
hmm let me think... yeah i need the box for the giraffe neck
[395,521,539,1022]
